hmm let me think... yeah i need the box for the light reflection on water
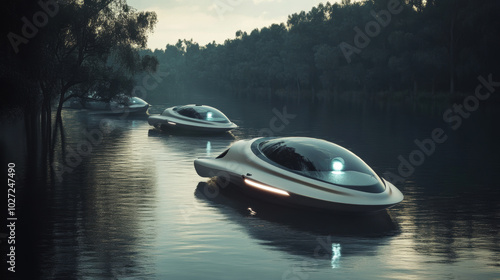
[29,95,500,279]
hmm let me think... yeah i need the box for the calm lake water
[6,92,500,279]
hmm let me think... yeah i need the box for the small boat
[148,104,237,133]
[67,96,150,116]
[194,137,404,212]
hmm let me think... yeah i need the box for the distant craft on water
[148,104,237,134]
[195,137,404,212]
[66,95,150,116]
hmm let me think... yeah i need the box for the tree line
[141,0,500,98]
[2,0,499,173]
[1,0,157,170]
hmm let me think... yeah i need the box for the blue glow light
[206,112,213,120]
[332,157,345,172]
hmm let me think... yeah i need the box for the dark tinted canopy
[173,105,230,123]
[253,137,385,193]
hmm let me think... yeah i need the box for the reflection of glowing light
[168,121,176,126]
[207,112,213,120]
[206,141,211,155]
[331,243,341,268]
[247,207,257,216]
[244,178,290,196]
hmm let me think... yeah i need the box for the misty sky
[126,0,342,50]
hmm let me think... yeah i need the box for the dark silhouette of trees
[142,0,500,99]
[1,0,157,168]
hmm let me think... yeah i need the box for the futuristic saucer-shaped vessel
[67,96,150,116]
[194,137,404,212]
[148,104,237,133]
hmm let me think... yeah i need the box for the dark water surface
[7,92,500,279]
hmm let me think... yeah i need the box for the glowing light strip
[167,121,176,125]
[244,178,290,196]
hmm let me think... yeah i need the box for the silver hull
[194,138,404,213]
[148,105,237,134]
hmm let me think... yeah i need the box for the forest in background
[140,0,500,99]
[2,0,500,177]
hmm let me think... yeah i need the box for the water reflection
[147,129,237,161]
[194,181,399,268]
[330,243,341,268]
[394,180,500,265]
[38,112,158,279]
[16,93,500,279]
[206,141,211,156]
[147,128,236,139]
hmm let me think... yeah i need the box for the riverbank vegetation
[1,0,157,169]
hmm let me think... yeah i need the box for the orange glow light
[244,178,290,196]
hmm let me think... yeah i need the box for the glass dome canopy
[171,105,231,123]
[251,137,386,193]
[128,97,148,106]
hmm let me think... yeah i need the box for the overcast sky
[126,0,342,50]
